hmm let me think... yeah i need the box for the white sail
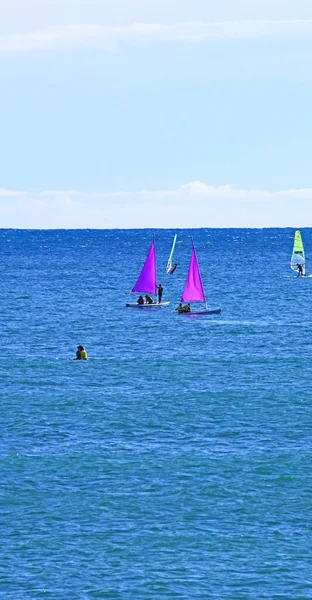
[165,234,177,274]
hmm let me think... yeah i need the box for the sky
[0,0,312,228]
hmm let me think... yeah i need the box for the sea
[0,228,311,599]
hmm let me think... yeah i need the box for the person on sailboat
[75,345,88,360]
[183,304,191,313]
[157,284,164,304]
[145,294,153,304]
[137,295,144,304]
[170,264,178,275]
[296,263,304,277]
[175,303,184,313]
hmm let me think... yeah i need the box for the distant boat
[126,237,170,308]
[166,234,177,274]
[178,238,221,315]
[290,230,306,276]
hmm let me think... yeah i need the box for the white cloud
[1,1,312,40]
[1,20,312,54]
[0,182,311,228]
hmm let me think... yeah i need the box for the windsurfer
[170,264,178,274]
[157,284,164,303]
[296,263,304,277]
[145,294,153,304]
[137,295,144,304]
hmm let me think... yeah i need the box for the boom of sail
[290,230,306,275]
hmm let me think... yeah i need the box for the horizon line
[0,226,306,231]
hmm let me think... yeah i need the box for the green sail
[290,230,306,274]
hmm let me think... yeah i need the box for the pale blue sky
[0,0,312,227]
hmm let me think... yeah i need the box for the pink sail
[132,239,157,294]
[181,241,206,303]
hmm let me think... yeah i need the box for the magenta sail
[132,239,157,294]
[181,244,206,303]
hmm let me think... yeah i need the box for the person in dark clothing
[297,263,304,277]
[145,294,153,304]
[170,264,178,274]
[157,284,164,304]
[137,295,144,304]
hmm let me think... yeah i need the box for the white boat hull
[126,301,170,308]
[179,308,221,315]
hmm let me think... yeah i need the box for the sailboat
[290,230,306,276]
[166,234,177,274]
[126,237,170,308]
[178,238,221,315]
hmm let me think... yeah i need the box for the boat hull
[126,302,170,308]
[179,308,221,315]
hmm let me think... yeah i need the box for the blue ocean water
[0,228,311,599]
